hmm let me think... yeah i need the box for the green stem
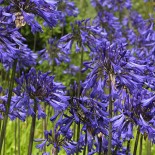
[3,138,5,155]
[139,134,143,155]
[15,120,17,155]
[73,122,76,141]
[43,103,47,152]
[18,119,20,155]
[27,101,37,155]
[147,139,151,155]
[107,75,112,155]
[126,140,130,155]
[133,127,140,155]
[27,31,37,155]
[0,60,17,154]
[76,122,80,155]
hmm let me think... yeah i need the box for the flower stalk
[27,101,37,155]
[147,139,151,155]
[43,103,47,152]
[126,140,130,155]
[139,134,143,155]
[15,120,17,155]
[133,127,140,155]
[0,59,17,154]
[18,119,20,155]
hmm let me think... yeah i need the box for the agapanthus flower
[14,68,69,119]
[57,0,79,24]
[0,25,37,69]
[109,86,155,146]
[58,19,107,56]
[82,42,149,101]
[0,94,27,121]
[55,91,109,154]
[0,6,37,69]
[91,0,132,11]
[38,38,70,65]
[0,28,21,65]
[72,96,108,134]
[111,113,134,141]
[92,9,126,43]
[6,0,61,33]
[81,35,155,153]
[35,124,77,155]
[90,0,134,44]
[138,114,155,141]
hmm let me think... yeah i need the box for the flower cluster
[14,68,69,119]
[8,0,61,33]
[38,38,70,65]
[58,19,107,60]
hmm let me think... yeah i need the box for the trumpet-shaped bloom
[5,0,61,33]
[14,68,69,118]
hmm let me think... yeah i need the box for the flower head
[7,0,61,33]
[14,68,69,118]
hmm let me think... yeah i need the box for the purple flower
[7,0,61,33]
[14,68,69,118]
[58,19,107,57]
[91,0,132,11]
[0,94,27,121]
[139,114,155,140]
[36,140,47,150]
[57,0,79,24]
[38,38,70,65]
[141,95,155,107]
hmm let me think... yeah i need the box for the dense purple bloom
[0,30,36,70]
[6,0,61,33]
[111,114,134,141]
[59,19,107,55]
[82,42,149,101]
[14,68,69,118]
[93,11,123,42]
[0,7,36,69]
[54,90,109,154]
